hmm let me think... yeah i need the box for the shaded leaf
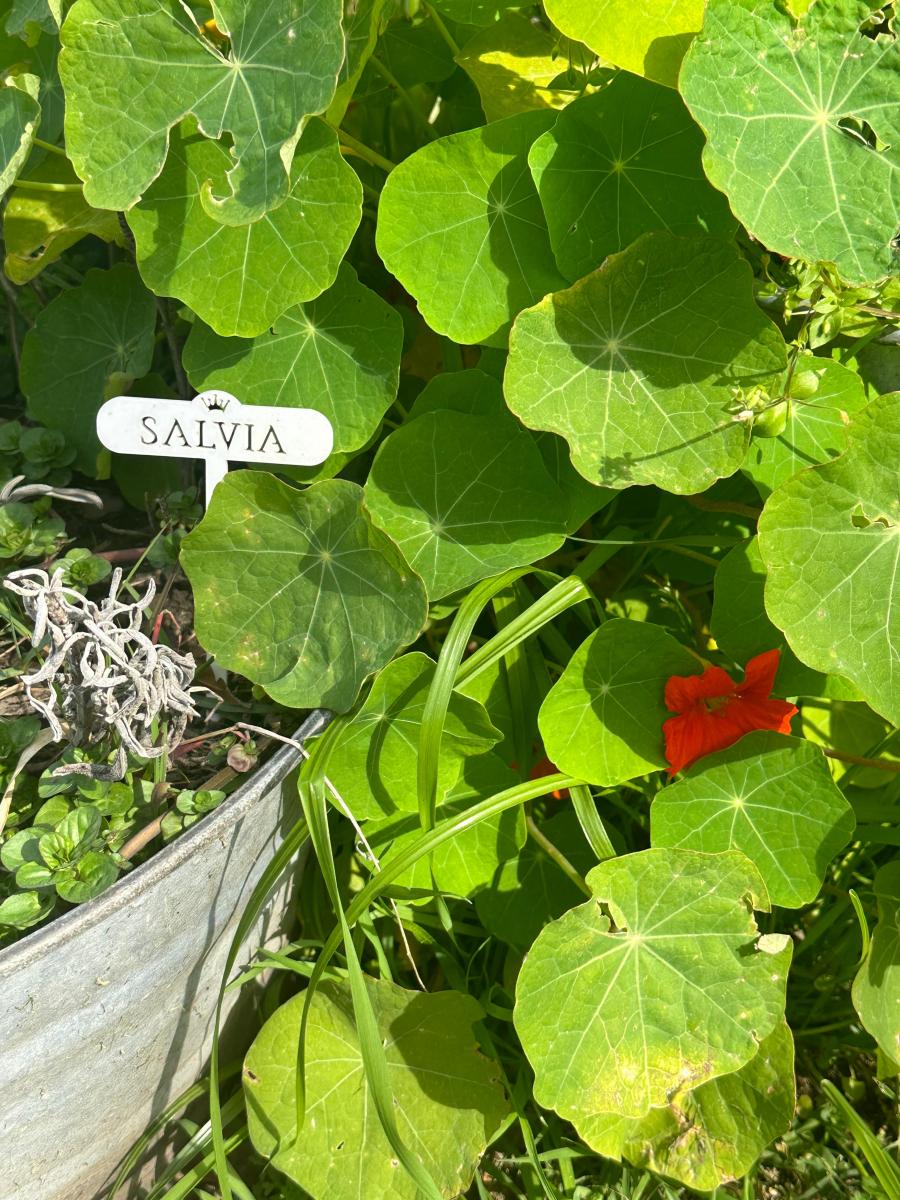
[651,731,855,908]
[0,69,39,199]
[680,0,900,283]
[128,118,361,337]
[529,74,736,283]
[376,110,564,345]
[181,473,427,712]
[20,263,156,475]
[324,652,501,820]
[543,0,703,86]
[326,0,394,124]
[515,847,791,1119]
[5,0,61,43]
[538,619,698,786]
[758,394,900,725]
[184,263,402,469]
[581,1022,795,1191]
[505,232,786,493]
[244,978,509,1200]
[59,0,345,222]
[852,861,900,1062]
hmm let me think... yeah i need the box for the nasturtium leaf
[580,1022,795,1191]
[743,355,868,499]
[20,263,156,475]
[543,0,703,87]
[505,232,787,493]
[244,978,509,1200]
[59,0,345,223]
[364,406,567,599]
[376,110,565,345]
[370,755,526,899]
[127,118,361,337]
[326,0,393,124]
[456,13,595,123]
[711,538,859,700]
[538,620,698,786]
[474,808,595,948]
[183,263,402,472]
[651,732,855,908]
[323,652,501,820]
[680,0,900,283]
[6,0,61,43]
[529,75,737,283]
[430,0,523,26]
[4,156,123,283]
[0,70,39,200]
[514,847,792,1120]
[379,18,456,88]
[852,861,900,1062]
[758,394,900,725]
[181,473,427,713]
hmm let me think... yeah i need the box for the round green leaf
[244,978,510,1200]
[376,110,565,345]
[59,0,345,223]
[538,619,699,786]
[758,394,900,725]
[543,0,703,87]
[0,888,55,931]
[180,473,427,713]
[680,0,900,283]
[711,537,859,700]
[127,118,361,337]
[514,847,792,1120]
[20,263,156,475]
[744,354,868,499]
[324,652,501,820]
[580,1022,795,1191]
[505,232,787,493]
[364,407,567,599]
[184,263,402,464]
[528,74,736,283]
[852,861,900,1062]
[651,731,855,908]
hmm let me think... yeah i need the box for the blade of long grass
[822,1079,900,1199]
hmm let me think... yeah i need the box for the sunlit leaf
[538,619,698,786]
[181,473,427,712]
[376,110,564,345]
[324,653,501,820]
[20,263,156,475]
[529,74,736,282]
[244,977,509,1200]
[505,232,787,493]
[852,861,900,1062]
[365,405,567,599]
[0,69,39,199]
[515,847,791,1119]
[581,1022,795,1191]
[758,394,900,724]
[680,0,900,283]
[59,0,345,222]
[651,732,855,908]
[127,118,361,337]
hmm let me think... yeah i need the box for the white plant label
[96,391,334,507]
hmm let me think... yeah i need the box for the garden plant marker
[96,390,334,507]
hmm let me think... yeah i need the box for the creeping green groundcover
[1,0,899,1195]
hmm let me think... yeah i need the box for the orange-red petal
[664,664,735,714]
[736,649,782,699]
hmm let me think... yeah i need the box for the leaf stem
[336,129,396,173]
[369,56,436,140]
[824,747,900,774]
[525,813,592,897]
[13,178,82,193]
[423,2,460,56]
[32,137,67,158]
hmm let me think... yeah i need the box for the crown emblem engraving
[201,392,231,413]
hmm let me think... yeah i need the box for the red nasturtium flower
[663,649,798,776]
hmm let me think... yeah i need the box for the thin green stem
[13,178,82,193]
[526,813,592,897]
[824,747,900,774]
[423,2,460,55]
[32,137,67,157]
[336,128,396,173]
[370,56,436,139]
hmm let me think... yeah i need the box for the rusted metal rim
[0,708,333,974]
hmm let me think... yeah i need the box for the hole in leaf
[837,116,884,152]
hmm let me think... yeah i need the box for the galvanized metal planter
[0,709,330,1200]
